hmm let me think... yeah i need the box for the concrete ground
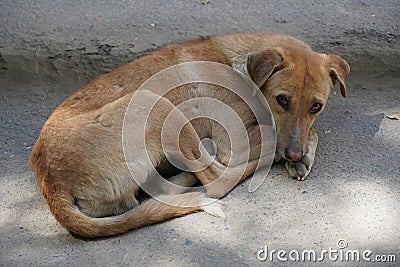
[0,0,399,266]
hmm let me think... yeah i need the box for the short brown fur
[30,32,349,237]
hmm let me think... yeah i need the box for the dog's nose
[285,148,303,161]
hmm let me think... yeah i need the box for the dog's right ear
[246,49,284,88]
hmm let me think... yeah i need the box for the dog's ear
[246,49,284,88]
[328,54,350,97]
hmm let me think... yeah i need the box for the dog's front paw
[285,154,313,181]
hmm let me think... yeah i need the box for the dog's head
[244,46,350,161]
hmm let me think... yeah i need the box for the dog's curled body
[30,32,349,237]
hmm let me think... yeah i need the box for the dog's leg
[194,124,274,198]
[157,91,274,198]
[285,127,318,180]
[168,172,199,187]
[197,158,262,199]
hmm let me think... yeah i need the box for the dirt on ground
[1,0,399,266]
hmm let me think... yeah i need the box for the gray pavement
[1,1,399,266]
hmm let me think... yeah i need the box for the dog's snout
[285,148,303,161]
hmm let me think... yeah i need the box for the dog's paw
[285,154,313,181]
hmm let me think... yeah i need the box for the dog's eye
[311,103,323,114]
[276,95,289,110]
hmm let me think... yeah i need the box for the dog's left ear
[246,48,284,88]
[328,54,350,97]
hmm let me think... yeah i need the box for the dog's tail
[45,190,223,238]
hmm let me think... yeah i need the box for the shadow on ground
[1,70,399,266]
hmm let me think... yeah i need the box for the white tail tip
[200,197,226,220]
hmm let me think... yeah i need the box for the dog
[29,32,349,238]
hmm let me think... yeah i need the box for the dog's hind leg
[136,90,273,199]
[168,172,199,188]
[192,124,275,199]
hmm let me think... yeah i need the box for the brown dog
[30,32,349,238]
